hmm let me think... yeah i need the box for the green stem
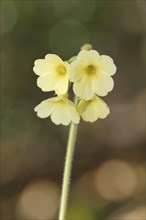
[59,99,79,220]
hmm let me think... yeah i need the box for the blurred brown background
[1,0,145,219]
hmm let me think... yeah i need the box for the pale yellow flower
[77,95,110,122]
[33,54,69,95]
[70,50,117,100]
[34,96,80,126]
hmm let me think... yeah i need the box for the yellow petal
[51,106,71,126]
[78,96,110,122]
[98,55,117,76]
[73,75,95,100]
[93,73,114,97]
[34,100,55,118]
[69,60,83,82]
[95,96,110,119]
[51,101,79,125]
[45,54,63,64]
[37,73,68,95]
[82,101,98,122]
[77,99,87,116]
[33,54,67,77]
[77,50,100,63]
[55,76,69,95]
[33,59,54,76]
[37,73,59,92]
[61,98,80,124]
[67,105,80,124]
[78,100,98,122]
[35,96,80,126]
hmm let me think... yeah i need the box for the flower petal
[37,73,68,95]
[77,50,100,63]
[35,96,79,125]
[37,73,58,92]
[73,75,95,100]
[45,54,63,64]
[93,73,114,97]
[98,55,117,76]
[78,96,110,122]
[55,76,69,95]
[70,60,83,82]
[51,105,71,126]
[95,96,110,119]
[34,100,55,118]
[33,59,54,76]
[67,105,80,124]
[33,54,67,77]
[82,102,99,122]
[78,100,99,122]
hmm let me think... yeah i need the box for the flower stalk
[58,96,78,220]
[59,122,78,220]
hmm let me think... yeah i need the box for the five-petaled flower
[34,96,80,126]
[34,46,117,125]
[33,54,69,95]
[77,95,110,122]
[70,50,117,100]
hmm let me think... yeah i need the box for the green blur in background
[1,0,145,220]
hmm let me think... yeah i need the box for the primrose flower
[77,95,110,122]
[33,54,69,95]
[34,96,80,126]
[70,50,117,100]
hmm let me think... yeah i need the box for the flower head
[77,95,110,122]
[33,54,69,95]
[70,50,117,100]
[34,96,80,126]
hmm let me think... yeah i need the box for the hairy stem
[59,98,79,220]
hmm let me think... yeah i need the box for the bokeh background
[1,0,145,219]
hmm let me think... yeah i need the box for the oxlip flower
[33,54,69,95]
[70,50,117,100]
[34,96,80,126]
[77,95,110,122]
[33,44,117,220]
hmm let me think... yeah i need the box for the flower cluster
[34,44,117,125]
